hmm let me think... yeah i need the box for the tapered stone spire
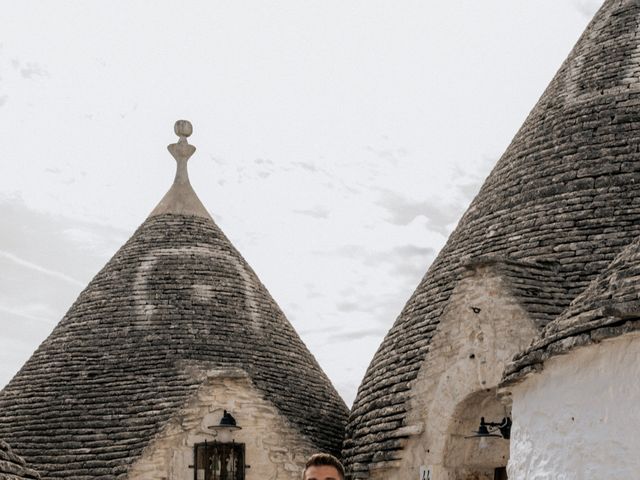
[148,120,211,219]
[344,0,640,476]
[0,120,348,479]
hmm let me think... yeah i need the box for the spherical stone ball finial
[174,119,193,138]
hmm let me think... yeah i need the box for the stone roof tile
[0,439,40,480]
[344,1,640,476]
[0,123,348,479]
[503,234,640,385]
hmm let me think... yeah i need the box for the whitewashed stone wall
[370,265,537,480]
[508,332,640,480]
[128,367,317,480]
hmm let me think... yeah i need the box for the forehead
[304,465,341,480]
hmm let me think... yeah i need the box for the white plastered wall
[127,367,317,480]
[508,332,640,480]
[370,265,538,480]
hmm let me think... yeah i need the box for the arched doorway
[442,389,510,480]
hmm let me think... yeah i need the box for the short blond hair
[302,453,345,480]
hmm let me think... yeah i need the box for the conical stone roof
[344,0,640,476]
[0,121,348,479]
[504,232,640,384]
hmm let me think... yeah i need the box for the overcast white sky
[0,1,602,406]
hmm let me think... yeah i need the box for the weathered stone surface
[0,440,39,480]
[0,212,348,479]
[507,332,640,479]
[368,263,537,479]
[504,232,640,385]
[127,369,317,480]
[344,1,640,477]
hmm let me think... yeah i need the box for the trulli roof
[504,233,640,385]
[344,1,640,476]
[0,122,348,479]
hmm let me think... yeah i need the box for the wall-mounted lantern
[208,410,242,443]
[468,417,512,440]
[191,411,245,480]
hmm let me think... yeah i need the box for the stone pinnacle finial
[147,120,211,219]
[168,120,196,184]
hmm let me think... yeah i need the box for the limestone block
[383,265,537,479]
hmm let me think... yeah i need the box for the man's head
[302,453,345,480]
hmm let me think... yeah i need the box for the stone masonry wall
[128,368,316,480]
[367,265,537,480]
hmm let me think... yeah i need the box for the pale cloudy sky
[0,1,602,406]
